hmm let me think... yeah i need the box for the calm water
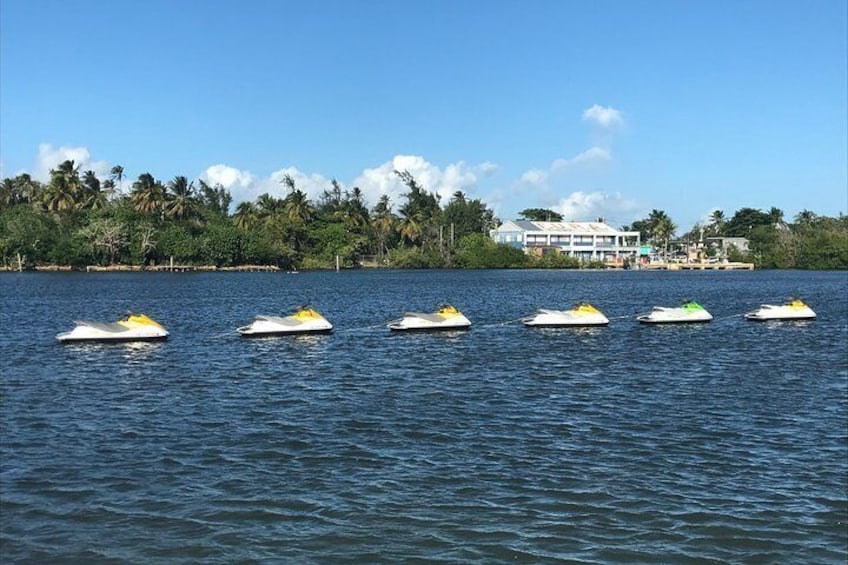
[1,269,846,563]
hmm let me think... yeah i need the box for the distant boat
[388,304,471,332]
[637,301,713,324]
[238,306,333,336]
[523,302,609,327]
[57,313,169,343]
[745,298,816,321]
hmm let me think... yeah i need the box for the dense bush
[1,165,845,270]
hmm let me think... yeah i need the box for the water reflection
[60,340,165,360]
[388,329,471,341]
[243,333,331,346]
[530,326,606,337]
[121,341,165,362]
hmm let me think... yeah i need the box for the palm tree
[648,209,676,260]
[80,170,108,209]
[3,173,42,206]
[768,207,785,228]
[256,193,284,220]
[318,179,344,217]
[655,219,676,260]
[398,207,423,246]
[709,209,725,236]
[13,174,42,205]
[0,178,15,207]
[794,209,818,226]
[198,180,232,217]
[371,195,396,257]
[165,175,200,221]
[234,201,259,230]
[281,175,315,223]
[343,186,369,231]
[43,160,83,213]
[110,165,125,197]
[284,189,314,223]
[131,173,166,215]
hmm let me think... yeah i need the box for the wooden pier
[636,262,754,271]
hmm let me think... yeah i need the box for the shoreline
[0,261,758,273]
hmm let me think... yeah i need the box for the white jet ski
[388,304,471,332]
[523,302,609,327]
[238,306,333,336]
[57,313,169,343]
[745,298,816,321]
[637,301,713,324]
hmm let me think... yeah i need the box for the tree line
[0,162,534,270]
[619,206,848,269]
[1,162,845,270]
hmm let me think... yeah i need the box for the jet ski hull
[238,327,333,337]
[388,322,471,332]
[744,306,816,321]
[387,306,471,332]
[637,316,712,324]
[57,330,169,343]
[524,321,609,328]
[523,309,609,327]
[637,305,713,324]
[237,312,333,336]
[57,314,169,343]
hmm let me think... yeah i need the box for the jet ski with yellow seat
[388,304,471,332]
[745,298,816,321]
[57,313,169,343]
[523,302,609,327]
[238,306,333,336]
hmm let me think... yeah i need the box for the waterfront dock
[637,262,754,271]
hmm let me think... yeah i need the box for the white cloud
[352,155,484,208]
[268,167,331,200]
[200,164,331,205]
[520,168,548,186]
[551,146,611,170]
[477,161,499,176]
[582,104,624,128]
[554,191,642,225]
[35,143,110,182]
[202,164,253,190]
[520,146,612,186]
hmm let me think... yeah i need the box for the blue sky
[1,0,846,230]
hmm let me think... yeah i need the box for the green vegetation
[622,209,677,259]
[2,163,845,270]
[518,208,563,222]
[642,206,848,269]
[0,164,529,270]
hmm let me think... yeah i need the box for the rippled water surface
[2,269,847,563]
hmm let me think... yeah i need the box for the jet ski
[388,304,471,332]
[523,302,609,327]
[57,313,169,343]
[237,306,333,336]
[637,300,713,324]
[745,298,816,321]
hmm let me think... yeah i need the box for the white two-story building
[490,220,641,262]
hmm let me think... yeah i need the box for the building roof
[498,219,636,235]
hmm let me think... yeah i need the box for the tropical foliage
[1,163,845,270]
[518,208,563,222]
